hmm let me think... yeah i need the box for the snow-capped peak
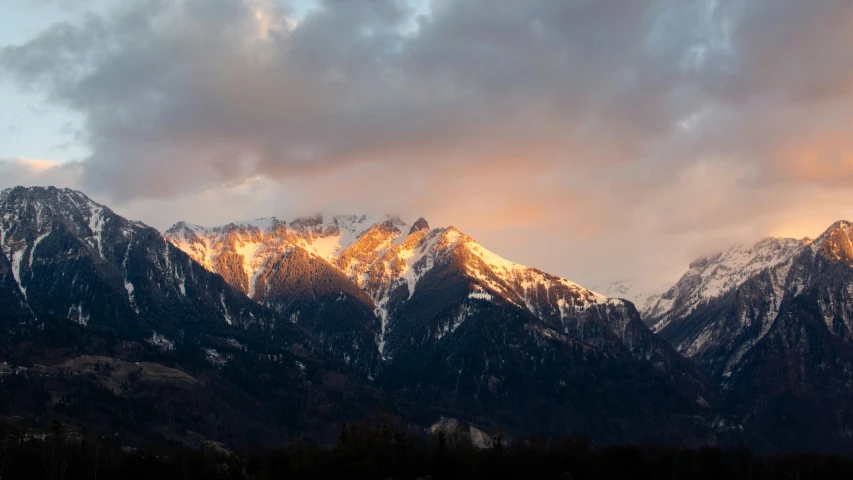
[0,186,148,310]
[460,233,607,306]
[636,236,807,331]
[165,213,408,264]
[164,213,611,339]
[687,237,805,299]
[164,213,413,297]
[2,188,103,296]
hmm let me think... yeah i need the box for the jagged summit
[409,217,429,234]
[164,213,410,278]
[809,220,853,263]
[167,213,406,235]
[164,213,609,311]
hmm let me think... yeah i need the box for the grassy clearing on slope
[32,355,196,395]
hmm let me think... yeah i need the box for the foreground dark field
[2,421,852,480]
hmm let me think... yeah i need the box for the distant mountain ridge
[628,222,853,451]
[597,237,809,331]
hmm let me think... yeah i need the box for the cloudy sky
[2,0,852,290]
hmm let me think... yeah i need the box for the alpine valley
[3,186,853,453]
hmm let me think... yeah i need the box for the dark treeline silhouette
[2,420,853,479]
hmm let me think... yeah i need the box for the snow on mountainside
[165,214,610,311]
[1,186,143,310]
[655,223,853,377]
[360,224,611,356]
[646,237,807,331]
[0,187,729,447]
[165,214,612,355]
[166,211,711,440]
[165,214,399,297]
[0,186,273,335]
[652,220,853,451]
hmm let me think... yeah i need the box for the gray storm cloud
[1,0,852,287]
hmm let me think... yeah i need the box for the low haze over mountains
[4,185,853,453]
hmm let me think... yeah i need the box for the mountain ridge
[162,207,721,442]
[164,213,616,359]
[634,219,853,451]
[0,186,747,449]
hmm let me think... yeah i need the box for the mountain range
[598,225,853,451]
[162,210,717,443]
[2,185,853,452]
